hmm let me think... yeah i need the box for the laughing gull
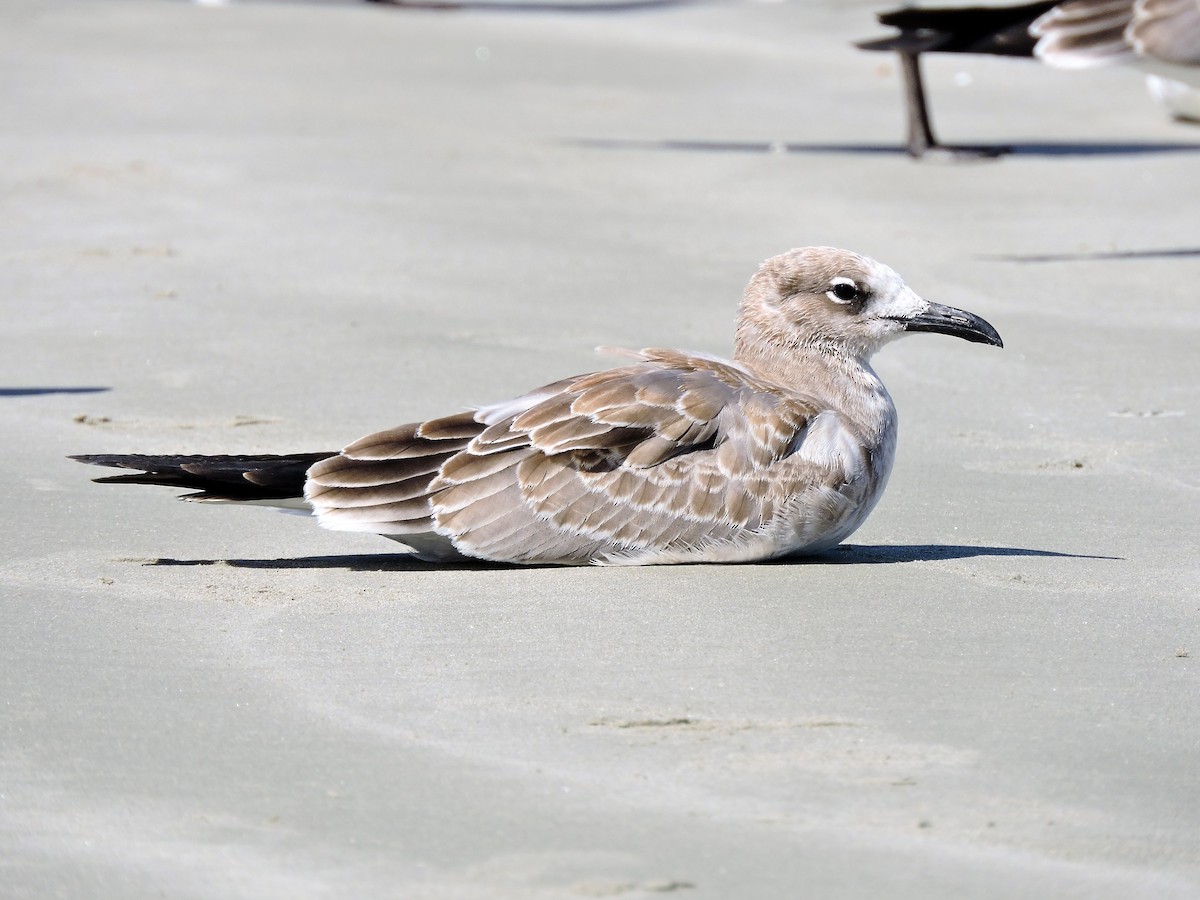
[72,247,1002,566]
[858,0,1200,158]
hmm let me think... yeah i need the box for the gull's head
[736,247,1002,362]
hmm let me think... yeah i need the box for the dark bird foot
[911,143,1012,161]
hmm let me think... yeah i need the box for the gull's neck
[733,328,896,444]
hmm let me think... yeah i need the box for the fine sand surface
[2,1,1198,897]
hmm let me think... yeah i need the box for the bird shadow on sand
[571,137,1200,158]
[805,544,1121,565]
[142,544,1119,572]
[146,554,508,572]
[0,386,110,397]
[981,247,1200,262]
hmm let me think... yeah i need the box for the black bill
[900,302,1003,347]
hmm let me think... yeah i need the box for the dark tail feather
[70,452,337,502]
[857,1,1057,56]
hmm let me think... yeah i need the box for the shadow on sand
[148,554,508,572]
[981,247,1200,263]
[1,387,110,397]
[143,544,1120,572]
[808,544,1121,565]
[571,137,1200,158]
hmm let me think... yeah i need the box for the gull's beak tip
[964,318,1004,349]
[901,301,1004,349]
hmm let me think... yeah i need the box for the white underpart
[793,411,867,479]
[1146,75,1200,120]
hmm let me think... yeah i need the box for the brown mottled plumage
[72,247,1002,566]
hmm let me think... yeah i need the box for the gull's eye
[827,279,861,304]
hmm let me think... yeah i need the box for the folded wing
[306,350,867,564]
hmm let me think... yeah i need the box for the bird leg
[898,50,1009,160]
[900,50,937,156]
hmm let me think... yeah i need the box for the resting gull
[858,0,1200,158]
[72,247,1002,566]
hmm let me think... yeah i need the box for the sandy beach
[2,0,1198,896]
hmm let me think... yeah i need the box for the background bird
[857,0,1200,159]
[73,247,1002,566]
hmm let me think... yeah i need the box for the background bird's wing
[1031,0,1138,68]
[1129,0,1200,66]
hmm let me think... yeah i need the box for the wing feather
[435,446,526,486]
[624,435,691,468]
[434,462,526,517]
[418,411,485,440]
[308,456,446,489]
[1131,0,1200,66]
[317,496,432,524]
[306,473,439,507]
[308,350,850,564]
[568,377,641,417]
[437,482,528,533]
[511,394,576,432]
[1032,0,1137,67]
[341,424,474,460]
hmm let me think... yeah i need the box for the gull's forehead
[815,250,903,289]
[860,258,907,294]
